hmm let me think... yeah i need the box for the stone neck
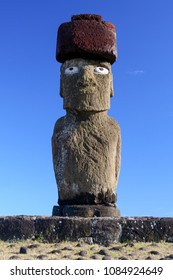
[66,109,108,121]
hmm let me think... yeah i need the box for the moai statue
[52,14,121,217]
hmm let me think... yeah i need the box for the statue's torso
[52,112,121,205]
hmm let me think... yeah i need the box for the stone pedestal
[1,216,173,245]
[52,205,120,218]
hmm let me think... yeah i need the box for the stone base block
[1,216,173,245]
[52,205,120,217]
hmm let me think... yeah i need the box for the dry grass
[0,240,173,260]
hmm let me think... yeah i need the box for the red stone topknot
[56,14,117,64]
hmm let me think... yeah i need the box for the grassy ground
[0,240,173,260]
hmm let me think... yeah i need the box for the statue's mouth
[78,88,95,95]
[77,81,97,88]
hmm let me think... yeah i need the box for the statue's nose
[77,67,97,87]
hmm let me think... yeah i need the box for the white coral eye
[94,66,109,75]
[64,66,79,75]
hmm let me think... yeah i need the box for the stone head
[60,58,114,112]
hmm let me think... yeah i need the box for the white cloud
[127,70,145,75]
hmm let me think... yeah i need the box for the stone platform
[0,216,173,245]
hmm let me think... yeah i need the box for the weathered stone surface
[52,59,121,207]
[0,216,35,241]
[52,205,120,217]
[35,217,91,243]
[0,216,121,245]
[60,58,114,110]
[91,217,122,245]
[120,217,173,242]
[56,14,117,64]
[0,216,173,245]
[52,110,121,206]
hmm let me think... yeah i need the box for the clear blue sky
[1,0,173,217]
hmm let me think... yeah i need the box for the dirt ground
[0,240,173,260]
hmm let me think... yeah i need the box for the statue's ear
[110,77,114,97]
[60,77,63,97]
[60,64,64,97]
